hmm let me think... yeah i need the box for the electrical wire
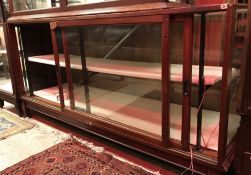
[180,146,194,175]
[196,84,221,149]
[181,76,240,174]
[196,84,207,147]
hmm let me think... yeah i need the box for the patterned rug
[0,109,33,140]
[0,140,158,175]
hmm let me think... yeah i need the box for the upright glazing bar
[50,23,65,109]
[62,29,75,109]
[162,15,170,146]
[196,13,206,150]
[181,15,193,151]
[19,27,33,95]
[78,27,91,113]
[218,5,236,164]
[7,24,25,115]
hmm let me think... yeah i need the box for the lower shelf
[34,84,240,151]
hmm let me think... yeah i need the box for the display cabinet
[234,0,251,174]
[6,0,248,174]
[0,0,20,110]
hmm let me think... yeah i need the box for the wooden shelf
[28,54,237,85]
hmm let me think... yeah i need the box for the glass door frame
[49,14,197,151]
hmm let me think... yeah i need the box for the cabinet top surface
[7,3,245,24]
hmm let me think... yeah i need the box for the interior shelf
[33,84,240,151]
[28,54,237,86]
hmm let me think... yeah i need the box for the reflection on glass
[190,11,244,152]
[190,13,226,152]
[17,24,59,103]
[169,22,184,141]
[0,25,12,93]
[54,24,162,137]
[227,10,247,145]
[13,0,58,11]
[68,0,117,5]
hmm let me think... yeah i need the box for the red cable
[197,84,220,149]
[196,84,207,147]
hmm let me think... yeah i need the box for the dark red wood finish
[234,2,251,174]
[8,0,175,16]
[181,15,193,151]
[1,24,16,100]
[6,24,25,115]
[7,4,234,24]
[0,1,17,108]
[239,0,251,116]
[50,26,65,109]
[56,15,164,28]
[161,15,170,146]
[5,2,249,174]
[218,4,236,165]
[61,29,75,110]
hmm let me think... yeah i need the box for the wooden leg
[21,102,31,118]
[15,98,23,117]
[0,100,4,108]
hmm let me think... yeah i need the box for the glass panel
[16,27,28,92]
[227,9,248,145]
[60,24,162,138]
[17,24,59,104]
[169,22,183,141]
[191,12,226,153]
[0,25,13,94]
[68,0,118,6]
[2,0,9,20]
[13,0,59,11]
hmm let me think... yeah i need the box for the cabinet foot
[21,103,31,118]
[0,100,4,108]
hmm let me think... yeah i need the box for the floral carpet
[0,139,158,175]
[0,109,33,140]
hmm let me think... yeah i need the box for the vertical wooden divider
[181,15,194,151]
[162,15,170,146]
[218,5,236,165]
[50,23,65,109]
[62,29,75,109]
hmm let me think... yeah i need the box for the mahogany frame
[5,2,248,175]
[238,0,251,116]
[8,0,179,16]
[0,0,19,112]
